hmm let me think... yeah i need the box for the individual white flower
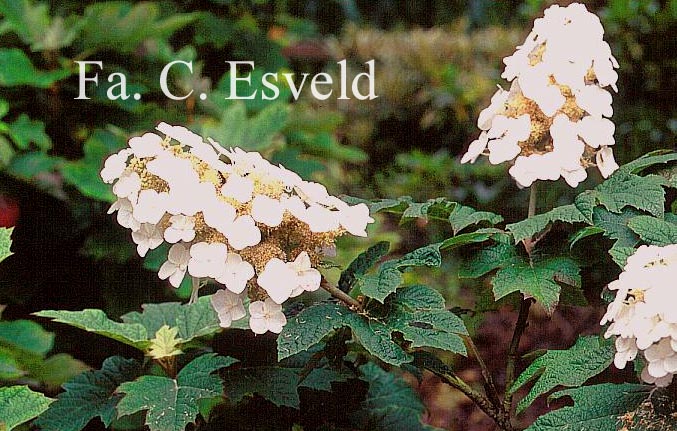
[201,196,237,235]
[602,244,677,387]
[188,242,228,279]
[478,88,509,130]
[248,298,287,334]
[131,223,164,257]
[575,85,613,118]
[158,243,190,287]
[224,215,261,250]
[129,132,164,158]
[461,132,489,164]
[338,203,374,237]
[486,114,531,165]
[256,258,297,304]
[156,122,205,148]
[295,181,330,206]
[221,174,254,203]
[146,153,199,186]
[112,171,141,202]
[577,116,615,149]
[287,252,321,297]
[216,253,255,294]
[518,64,565,116]
[164,215,196,243]
[101,149,132,183]
[133,189,169,225]
[108,198,140,231]
[251,195,284,227]
[211,289,246,328]
[304,205,340,233]
[166,181,215,217]
[596,146,619,178]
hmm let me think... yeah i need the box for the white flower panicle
[102,123,374,334]
[461,3,620,188]
[601,245,677,387]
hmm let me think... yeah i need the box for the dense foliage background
[0,0,675,430]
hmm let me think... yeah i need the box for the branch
[464,335,503,409]
[320,278,362,310]
[416,352,514,431]
[503,297,532,413]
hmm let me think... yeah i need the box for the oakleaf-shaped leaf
[338,241,390,293]
[352,362,441,431]
[116,354,237,431]
[491,258,581,315]
[627,215,677,246]
[525,384,649,431]
[507,205,586,244]
[0,227,13,263]
[35,356,141,431]
[34,309,149,350]
[387,285,468,355]
[358,243,442,303]
[459,242,520,279]
[277,302,411,365]
[511,336,614,414]
[0,385,53,431]
[148,326,183,360]
[448,204,503,234]
[121,295,221,344]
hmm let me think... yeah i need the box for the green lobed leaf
[491,258,581,315]
[627,215,677,246]
[525,384,650,431]
[0,227,13,263]
[277,302,411,365]
[116,354,237,431]
[459,242,520,279]
[8,114,51,151]
[569,226,605,249]
[34,309,149,350]
[277,303,351,361]
[352,362,440,431]
[507,205,587,244]
[589,172,666,218]
[439,228,506,251]
[338,241,390,293]
[0,385,53,431]
[35,356,141,431]
[619,152,677,175]
[24,353,89,389]
[121,295,221,344]
[511,336,615,414]
[388,285,468,355]
[0,319,54,356]
[447,204,503,235]
[358,243,442,303]
[0,48,70,88]
[202,102,289,152]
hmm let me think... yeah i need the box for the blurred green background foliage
[0,0,674,429]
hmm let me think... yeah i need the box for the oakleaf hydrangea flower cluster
[461,3,620,188]
[102,123,373,334]
[601,244,677,387]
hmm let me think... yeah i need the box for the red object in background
[0,194,20,227]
